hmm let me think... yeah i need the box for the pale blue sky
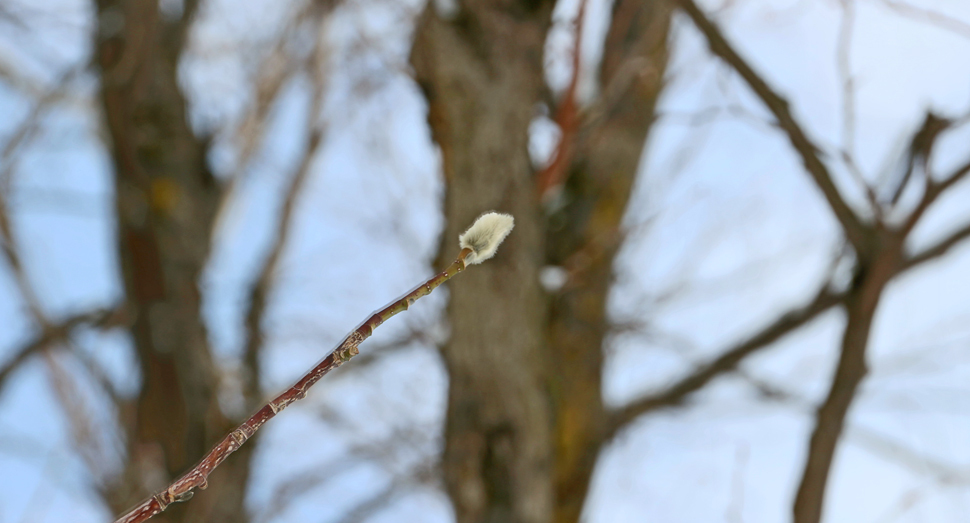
[1,0,969,522]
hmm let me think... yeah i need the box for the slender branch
[793,286,881,523]
[0,198,46,324]
[0,68,80,192]
[676,0,869,250]
[606,282,845,440]
[255,423,435,523]
[0,164,127,392]
[877,0,970,41]
[112,243,488,523]
[242,43,328,411]
[741,371,970,484]
[210,0,340,237]
[889,113,948,208]
[901,148,970,235]
[0,308,125,391]
[837,0,857,162]
[330,461,437,523]
[852,426,970,484]
[903,220,970,271]
[938,155,970,194]
[835,0,880,216]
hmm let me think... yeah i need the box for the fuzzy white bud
[459,212,514,265]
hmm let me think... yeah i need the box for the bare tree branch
[0,308,126,391]
[255,423,436,523]
[210,1,327,234]
[741,371,970,485]
[329,461,438,523]
[0,68,82,192]
[835,0,881,216]
[903,220,970,270]
[0,202,47,324]
[877,0,970,41]
[606,282,845,440]
[837,0,857,162]
[665,10,970,519]
[241,27,330,412]
[112,237,494,523]
[676,0,870,250]
[901,144,970,235]
[851,426,970,484]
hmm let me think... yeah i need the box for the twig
[255,423,435,523]
[210,0,339,243]
[0,308,125,391]
[901,144,970,235]
[837,0,857,159]
[605,281,845,440]
[0,68,80,193]
[740,371,970,484]
[876,0,970,41]
[676,0,869,250]
[112,212,514,523]
[903,220,970,270]
[330,460,438,523]
[793,283,883,523]
[242,32,329,412]
[835,0,881,217]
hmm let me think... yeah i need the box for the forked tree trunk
[411,0,671,521]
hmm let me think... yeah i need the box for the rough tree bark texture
[93,1,252,521]
[411,1,555,520]
[411,0,671,521]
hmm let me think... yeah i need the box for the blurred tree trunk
[411,0,671,521]
[92,1,252,521]
[411,1,555,521]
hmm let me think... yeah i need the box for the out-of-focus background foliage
[1,0,970,522]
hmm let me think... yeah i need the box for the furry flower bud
[459,212,514,265]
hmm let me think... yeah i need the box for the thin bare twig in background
[331,460,439,523]
[254,423,437,523]
[676,0,869,251]
[0,69,81,193]
[241,18,331,413]
[0,308,125,391]
[835,0,880,216]
[0,167,128,487]
[900,137,970,235]
[210,0,341,241]
[742,371,970,485]
[837,0,856,159]
[606,279,845,440]
[889,112,951,207]
[876,0,970,41]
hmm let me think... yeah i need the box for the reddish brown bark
[114,249,478,522]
